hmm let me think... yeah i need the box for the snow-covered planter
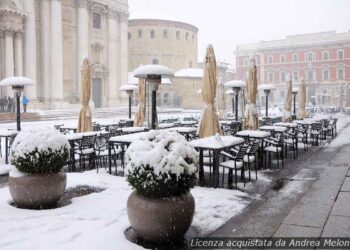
[9,129,69,209]
[125,130,198,242]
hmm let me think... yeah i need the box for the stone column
[23,0,37,99]
[107,8,119,106]
[4,30,14,96]
[40,0,51,101]
[14,32,23,76]
[119,12,129,102]
[0,32,5,97]
[76,0,90,97]
[50,0,64,101]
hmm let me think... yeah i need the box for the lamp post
[257,84,277,118]
[133,65,174,129]
[119,84,138,119]
[0,77,35,131]
[224,80,246,121]
[225,89,234,118]
[292,87,299,116]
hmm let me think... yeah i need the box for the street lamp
[224,80,246,121]
[224,89,234,118]
[292,87,299,116]
[257,84,277,117]
[133,64,174,129]
[119,84,138,119]
[0,77,35,131]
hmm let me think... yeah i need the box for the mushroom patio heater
[257,84,277,117]
[133,65,174,129]
[292,87,299,116]
[225,89,234,118]
[224,80,246,121]
[0,77,35,131]
[119,84,138,119]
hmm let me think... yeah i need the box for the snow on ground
[327,114,350,148]
[0,170,250,250]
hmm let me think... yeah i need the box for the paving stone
[317,167,348,186]
[274,224,322,237]
[301,185,338,205]
[322,215,350,237]
[347,168,350,177]
[340,177,350,192]
[330,192,350,217]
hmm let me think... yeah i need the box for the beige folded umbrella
[297,77,307,119]
[134,78,145,127]
[282,74,292,122]
[77,58,92,133]
[198,45,221,138]
[244,57,259,130]
[345,83,350,107]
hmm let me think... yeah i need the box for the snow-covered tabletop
[168,126,197,133]
[0,130,18,137]
[65,131,109,141]
[121,127,147,134]
[109,132,148,144]
[190,136,244,150]
[273,122,298,128]
[158,123,174,129]
[294,120,314,125]
[219,120,234,125]
[236,130,271,138]
[181,121,197,126]
[259,126,288,132]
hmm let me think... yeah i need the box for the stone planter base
[127,191,195,242]
[9,170,67,209]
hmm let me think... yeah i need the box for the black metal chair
[74,135,96,171]
[263,133,285,169]
[244,140,260,181]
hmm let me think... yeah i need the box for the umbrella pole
[235,92,239,121]
[266,95,268,117]
[16,92,21,131]
[151,90,156,129]
[128,94,132,119]
[232,96,234,118]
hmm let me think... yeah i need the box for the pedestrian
[22,96,29,113]
[7,97,11,112]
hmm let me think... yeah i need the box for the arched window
[138,29,142,38]
[163,30,168,38]
[150,30,155,39]
[152,59,159,64]
[92,13,101,29]
[128,32,131,39]
[176,31,180,40]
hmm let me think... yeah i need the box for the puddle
[272,178,285,191]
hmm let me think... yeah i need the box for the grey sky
[128,0,350,66]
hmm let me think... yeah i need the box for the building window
[337,50,344,60]
[163,30,168,38]
[176,31,180,40]
[322,68,329,80]
[306,70,314,80]
[128,32,131,39]
[268,72,274,82]
[138,29,142,38]
[152,59,159,64]
[337,68,344,80]
[280,71,286,82]
[268,55,273,64]
[92,13,101,29]
[322,51,329,60]
[280,55,286,64]
[243,58,248,67]
[305,52,314,62]
[293,71,299,81]
[292,53,298,63]
[150,30,155,39]
[189,61,192,68]
[192,35,194,41]
[185,32,189,40]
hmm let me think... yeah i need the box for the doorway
[92,78,102,108]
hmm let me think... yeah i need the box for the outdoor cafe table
[120,127,148,134]
[0,130,18,164]
[236,130,271,169]
[273,122,298,128]
[190,136,244,188]
[60,125,78,133]
[181,121,197,127]
[158,123,174,129]
[108,132,148,174]
[65,131,109,172]
[259,125,288,133]
[168,126,197,140]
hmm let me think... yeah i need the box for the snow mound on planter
[11,129,70,159]
[125,130,198,176]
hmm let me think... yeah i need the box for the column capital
[4,29,15,36]
[14,31,24,39]
[107,7,119,19]
[119,11,129,22]
[75,0,90,9]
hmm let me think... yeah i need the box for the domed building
[128,9,198,71]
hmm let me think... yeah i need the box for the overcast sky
[128,0,350,65]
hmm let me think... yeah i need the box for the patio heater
[292,87,299,116]
[133,65,174,129]
[257,84,276,117]
[119,84,138,119]
[0,77,35,131]
[224,89,234,118]
[224,80,246,121]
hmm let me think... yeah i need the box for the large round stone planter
[127,190,195,242]
[9,170,67,209]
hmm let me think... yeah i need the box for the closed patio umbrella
[244,57,259,130]
[345,83,350,107]
[297,77,307,119]
[134,78,146,127]
[198,45,221,138]
[77,58,92,132]
[282,73,292,122]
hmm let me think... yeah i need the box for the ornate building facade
[0,0,128,109]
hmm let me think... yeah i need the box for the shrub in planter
[9,129,70,208]
[125,130,198,242]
